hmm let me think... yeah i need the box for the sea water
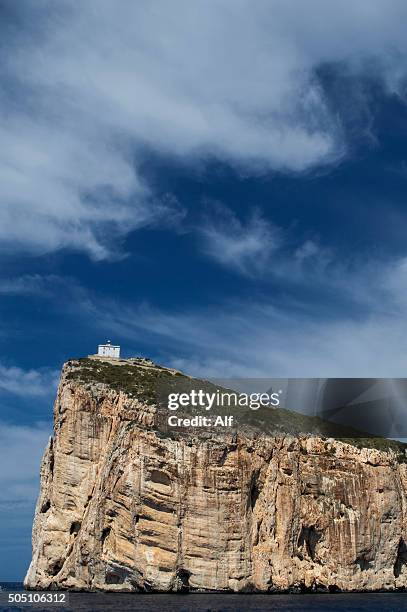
[1,583,407,611]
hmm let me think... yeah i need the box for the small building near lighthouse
[97,341,120,359]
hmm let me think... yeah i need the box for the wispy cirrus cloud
[198,205,280,276]
[60,246,407,377]
[196,202,339,279]
[90,294,407,378]
[0,274,62,296]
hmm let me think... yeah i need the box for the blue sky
[3,0,407,580]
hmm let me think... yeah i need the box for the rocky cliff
[25,358,407,592]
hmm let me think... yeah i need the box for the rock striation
[25,358,407,592]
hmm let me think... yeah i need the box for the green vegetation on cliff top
[65,357,407,459]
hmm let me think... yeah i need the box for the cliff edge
[25,358,407,592]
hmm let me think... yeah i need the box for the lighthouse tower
[97,340,120,359]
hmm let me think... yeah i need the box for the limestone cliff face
[25,359,407,592]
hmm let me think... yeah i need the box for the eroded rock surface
[25,359,407,591]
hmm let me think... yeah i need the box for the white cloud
[0,111,175,260]
[198,205,280,275]
[2,1,407,258]
[0,364,59,397]
[65,249,407,378]
[196,204,341,279]
[103,299,407,378]
[0,274,61,296]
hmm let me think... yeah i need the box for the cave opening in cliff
[297,526,321,562]
[355,554,374,571]
[101,526,111,546]
[70,521,81,536]
[48,559,63,577]
[394,537,407,578]
[176,568,191,591]
[249,470,261,510]
[40,499,51,514]
[105,570,124,585]
[150,469,171,486]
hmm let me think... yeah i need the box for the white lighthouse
[97,340,120,359]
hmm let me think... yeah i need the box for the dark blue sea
[1,582,407,611]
